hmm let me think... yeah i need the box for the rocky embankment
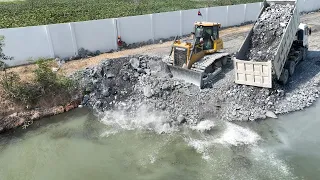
[76,54,320,128]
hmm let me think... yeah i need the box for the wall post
[179,11,183,36]
[113,18,119,50]
[68,23,78,56]
[226,6,229,27]
[44,25,55,58]
[150,14,155,43]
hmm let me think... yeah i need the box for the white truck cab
[298,23,311,48]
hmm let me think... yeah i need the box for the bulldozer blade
[167,65,222,88]
[167,65,205,88]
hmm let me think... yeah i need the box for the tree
[0,35,15,93]
[0,35,12,71]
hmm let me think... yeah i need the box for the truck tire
[279,69,289,85]
[222,57,228,66]
[287,60,296,76]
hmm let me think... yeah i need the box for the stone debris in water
[265,111,278,119]
[246,3,294,62]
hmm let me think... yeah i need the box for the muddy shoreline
[0,99,81,133]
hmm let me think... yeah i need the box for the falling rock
[134,72,140,78]
[137,68,145,74]
[143,85,153,98]
[123,75,130,81]
[159,103,166,110]
[177,115,186,124]
[266,111,278,119]
[31,111,40,120]
[104,60,111,66]
[107,73,115,78]
[102,89,110,97]
[130,58,140,69]
[161,82,171,90]
[94,101,102,108]
[145,69,151,75]
[82,95,90,105]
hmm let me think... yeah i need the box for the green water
[0,101,320,180]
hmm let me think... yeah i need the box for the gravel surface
[76,52,320,127]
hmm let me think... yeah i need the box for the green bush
[1,57,78,106]
[34,58,58,91]
[0,0,262,28]
[33,58,78,94]
[0,72,41,105]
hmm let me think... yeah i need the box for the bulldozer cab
[194,22,220,51]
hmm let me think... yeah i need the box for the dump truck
[165,22,230,88]
[234,0,312,88]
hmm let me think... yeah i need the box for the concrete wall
[245,3,262,22]
[73,19,117,52]
[207,6,228,28]
[0,26,52,66]
[227,4,246,27]
[153,11,181,39]
[117,15,153,44]
[48,23,75,58]
[302,0,319,12]
[1,1,319,67]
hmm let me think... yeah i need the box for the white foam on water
[251,147,293,177]
[100,105,178,135]
[185,122,261,160]
[190,120,215,133]
[100,129,120,137]
[186,137,213,160]
[214,122,261,146]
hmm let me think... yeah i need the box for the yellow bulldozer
[165,21,230,88]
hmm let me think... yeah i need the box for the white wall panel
[117,15,153,44]
[48,23,75,58]
[245,3,261,22]
[153,11,180,39]
[227,4,246,27]
[0,26,51,66]
[207,6,228,27]
[304,0,319,12]
[73,19,117,52]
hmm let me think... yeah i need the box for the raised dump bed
[234,0,300,88]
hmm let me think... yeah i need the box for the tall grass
[0,0,261,28]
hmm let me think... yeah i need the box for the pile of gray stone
[74,55,163,113]
[246,3,294,61]
[73,53,320,129]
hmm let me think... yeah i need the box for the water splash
[185,121,261,160]
[99,105,178,135]
[214,122,261,146]
[190,120,215,133]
